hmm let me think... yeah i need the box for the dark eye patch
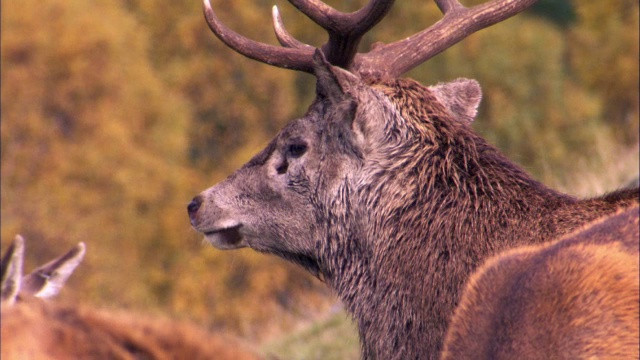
[287,143,308,158]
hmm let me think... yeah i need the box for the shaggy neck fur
[315,79,639,360]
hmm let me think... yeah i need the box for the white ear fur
[429,78,482,123]
[1,236,86,303]
[21,242,86,299]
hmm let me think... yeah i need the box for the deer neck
[316,136,577,359]
[313,80,596,358]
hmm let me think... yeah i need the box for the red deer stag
[1,236,262,360]
[187,0,640,358]
[442,205,640,359]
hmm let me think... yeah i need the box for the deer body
[188,1,640,358]
[319,80,638,359]
[442,206,640,360]
[1,237,261,360]
[2,299,262,360]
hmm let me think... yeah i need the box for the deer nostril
[187,196,202,221]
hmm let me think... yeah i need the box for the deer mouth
[204,224,245,250]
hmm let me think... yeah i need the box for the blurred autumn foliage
[1,0,638,341]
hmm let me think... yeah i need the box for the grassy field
[260,307,360,360]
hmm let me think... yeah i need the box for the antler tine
[203,0,315,72]
[272,6,314,50]
[287,0,394,34]
[357,0,538,79]
[287,0,395,68]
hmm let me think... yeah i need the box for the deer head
[188,0,535,275]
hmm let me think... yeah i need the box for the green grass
[260,309,360,360]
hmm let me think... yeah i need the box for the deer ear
[1,235,25,304]
[21,242,86,299]
[313,49,359,102]
[429,78,482,123]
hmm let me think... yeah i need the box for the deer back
[1,236,262,360]
[2,300,262,360]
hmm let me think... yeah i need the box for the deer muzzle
[187,195,248,250]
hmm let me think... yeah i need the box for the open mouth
[204,224,245,250]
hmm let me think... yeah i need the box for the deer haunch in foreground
[442,206,640,360]
[188,0,640,358]
[1,237,262,360]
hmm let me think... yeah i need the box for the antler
[203,0,315,72]
[357,0,539,79]
[203,0,538,80]
[203,0,393,72]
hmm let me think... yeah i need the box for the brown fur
[1,299,262,360]
[341,78,639,359]
[1,237,261,360]
[442,205,640,360]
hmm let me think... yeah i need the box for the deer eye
[287,143,308,158]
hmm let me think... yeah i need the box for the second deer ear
[21,242,86,299]
[313,49,364,148]
[429,79,482,123]
[313,49,360,103]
